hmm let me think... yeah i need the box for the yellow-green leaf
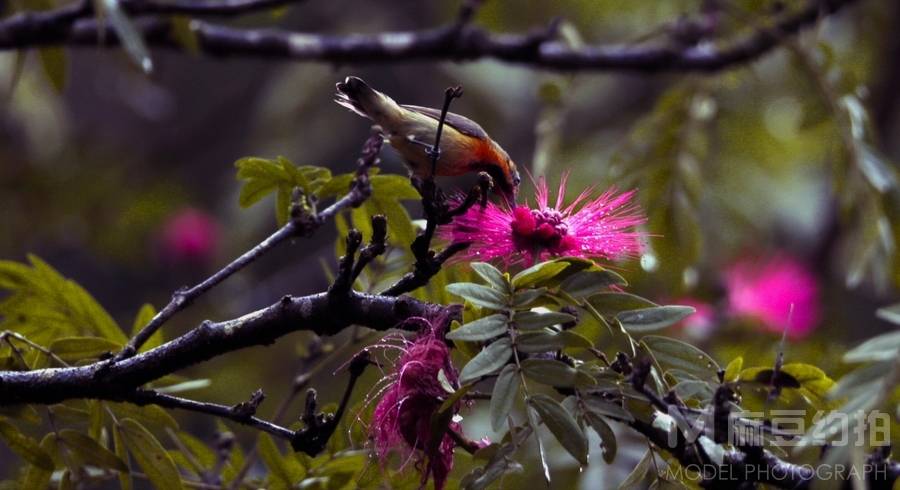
[118,418,184,490]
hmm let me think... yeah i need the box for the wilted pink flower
[440,174,646,265]
[160,208,219,264]
[672,297,716,339]
[724,254,821,339]
[370,319,461,490]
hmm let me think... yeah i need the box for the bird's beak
[501,186,518,208]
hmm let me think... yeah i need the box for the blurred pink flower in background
[724,254,821,339]
[440,174,646,266]
[672,298,716,339]
[159,208,219,264]
[370,319,460,490]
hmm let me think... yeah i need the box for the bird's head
[477,143,520,206]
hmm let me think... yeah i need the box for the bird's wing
[401,105,489,139]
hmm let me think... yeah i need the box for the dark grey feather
[401,104,489,139]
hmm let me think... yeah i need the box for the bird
[335,76,521,204]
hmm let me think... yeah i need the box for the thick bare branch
[0,290,451,405]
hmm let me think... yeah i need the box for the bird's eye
[513,169,521,186]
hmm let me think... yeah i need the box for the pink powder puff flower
[370,318,462,490]
[724,254,821,340]
[439,173,646,266]
[160,208,219,264]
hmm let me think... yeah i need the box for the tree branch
[0,0,859,73]
[0,289,452,405]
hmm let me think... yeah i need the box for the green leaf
[514,310,576,331]
[170,15,200,55]
[132,303,163,352]
[490,365,519,432]
[587,292,658,315]
[512,288,546,308]
[156,379,212,394]
[512,261,568,289]
[470,262,508,291]
[275,186,291,226]
[528,394,587,465]
[617,306,695,333]
[558,269,627,298]
[582,397,634,422]
[723,357,743,382]
[101,0,153,72]
[118,419,184,490]
[583,409,617,463]
[18,434,56,490]
[459,338,512,384]
[0,419,53,469]
[108,403,179,431]
[238,179,278,208]
[446,283,508,310]
[58,429,128,471]
[843,330,900,363]
[112,419,133,490]
[618,449,653,489]
[258,433,304,484]
[38,48,67,93]
[875,303,900,325]
[50,337,121,361]
[515,330,593,353]
[642,335,720,382]
[446,314,508,342]
[520,358,593,388]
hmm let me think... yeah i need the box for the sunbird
[335,76,521,204]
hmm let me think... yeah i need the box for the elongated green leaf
[118,419,184,490]
[875,303,900,325]
[58,429,128,471]
[108,402,179,430]
[132,303,163,352]
[514,310,575,331]
[723,357,743,382]
[583,409,617,463]
[50,336,121,361]
[258,433,303,484]
[0,419,53,469]
[447,283,508,310]
[490,364,519,432]
[512,288,546,308]
[583,397,634,422]
[843,330,900,363]
[18,434,56,490]
[520,358,593,388]
[459,339,512,384]
[618,449,652,489]
[113,419,133,490]
[512,261,568,289]
[642,335,720,381]
[446,314,508,342]
[617,306,695,333]
[587,292,658,315]
[516,330,593,353]
[38,47,67,93]
[470,263,508,291]
[558,269,627,298]
[528,394,587,465]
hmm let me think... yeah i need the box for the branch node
[230,389,265,419]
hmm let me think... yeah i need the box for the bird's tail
[335,77,400,124]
